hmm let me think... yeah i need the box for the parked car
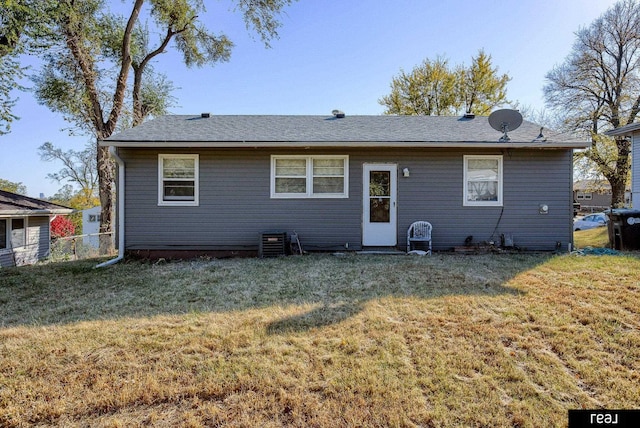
[573,212,608,231]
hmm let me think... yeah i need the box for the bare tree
[39,141,98,205]
[544,0,640,206]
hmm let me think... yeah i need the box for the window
[0,218,26,251]
[271,155,348,198]
[158,154,199,206]
[576,192,592,201]
[88,214,101,222]
[464,155,503,206]
[0,220,6,250]
[11,218,25,248]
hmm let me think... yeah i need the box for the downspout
[95,146,125,268]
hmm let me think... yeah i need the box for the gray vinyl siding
[633,134,640,209]
[0,216,50,267]
[119,147,574,252]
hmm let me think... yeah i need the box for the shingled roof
[0,190,73,216]
[102,114,588,149]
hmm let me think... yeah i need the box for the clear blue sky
[0,0,618,198]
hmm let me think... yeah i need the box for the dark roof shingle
[103,114,588,148]
[0,190,73,215]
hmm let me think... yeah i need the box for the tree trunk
[97,142,115,254]
[611,137,631,208]
[609,175,627,208]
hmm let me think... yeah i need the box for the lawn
[1,253,639,427]
[574,226,609,249]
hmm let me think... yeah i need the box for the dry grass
[1,253,639,427]
[574,227,609,249]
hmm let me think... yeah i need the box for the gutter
[0,209,74,217]
[96,146,125,268]
[100,140,590,150]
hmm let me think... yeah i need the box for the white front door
[362,164,397,246]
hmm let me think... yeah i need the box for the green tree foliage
[0,178,27,194]
[47,183,98,233]
[48,184,76,206]
[380,57,458,115]
[380,50,510,116]
[0,2,24,135]
[9,0,294,252]
[544,0,640,207]
[0,54,23,135]
[457,50,511,115]
[0,0,61,134]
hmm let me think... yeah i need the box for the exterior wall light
[539,204,549,214]
[402,167,410,177]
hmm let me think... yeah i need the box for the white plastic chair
[407,221,432,255]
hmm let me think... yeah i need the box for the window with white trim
[576,192,592,201]
[0,218,27,251]
[158,154,199,206]
[271,155,348,198]
[0,220,6,250]
[464,155,503,206]
[11,218,25,247]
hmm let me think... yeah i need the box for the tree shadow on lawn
[0,253,547,329]
[266,301,366,335]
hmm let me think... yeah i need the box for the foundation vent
[259,231,288,258]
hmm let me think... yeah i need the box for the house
[605,123,640,209]
[572,180,631,212]
[0,190,73,267]
[81,206,101,249]
[573,180,613,211]
[100,112,589,259]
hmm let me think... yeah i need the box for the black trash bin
[607,209,640,250]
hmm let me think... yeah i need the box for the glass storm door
[362,164,397,246]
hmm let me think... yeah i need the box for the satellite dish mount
[488,109,523,142]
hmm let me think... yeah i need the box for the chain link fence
[50,232,116,261]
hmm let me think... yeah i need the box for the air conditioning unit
[259,231,288,258]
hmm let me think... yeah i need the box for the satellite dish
[488,109,523,142]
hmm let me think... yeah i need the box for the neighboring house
[82,206,101,249]
[0,190,73,267]
[101,113,589,258]
[573,180,631,211]
[573,180,613,211]
[605,124,640,209]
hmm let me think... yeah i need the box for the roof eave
[0,209,74,217]
[605,122,640,136]
[100,140,590,149]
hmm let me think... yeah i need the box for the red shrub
[51,216,75,239]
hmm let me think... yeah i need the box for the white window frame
[0,219,7,251]
[158,154,199,206]
[463,155,503,207]
[270,155,349,198]
[576,192,592,201]
[0,217,27,252]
